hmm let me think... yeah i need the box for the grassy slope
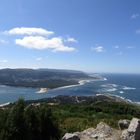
[47,100,140,134]
[1,96,140,137]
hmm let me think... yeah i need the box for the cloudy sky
[0,0,140,73]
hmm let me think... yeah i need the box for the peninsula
[0,68,98,89]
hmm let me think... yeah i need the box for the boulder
[79,122,121,140]
[61,122,121,140]
[90,122,113,138]
[121,129,132,140]
[121,118,140,140]
[81,128,95,136]
[61,133,80,140]
[118,119,130,130]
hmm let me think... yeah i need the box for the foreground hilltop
[26,94,130,105]
[30,95,140,140]
[62,118,140,140]
[0,68,96,88]
[0,94,140,140]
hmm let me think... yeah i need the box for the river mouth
[0,73,139,104]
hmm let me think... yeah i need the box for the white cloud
[3,27,77,52]
[36,57,43,61]
[6,27,54,36]
[131,14,139,19]
[91,45,105,53]
[16,36,75,52]
[0,60,8,63]
[66,37,77,43]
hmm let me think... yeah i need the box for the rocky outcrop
[121,118,140,140]
[62,118,140,140]
[61,133,80,140]
[80,122,121,140]
[89,122,113,138]
[62,122,121,140]
[118,119,130,130]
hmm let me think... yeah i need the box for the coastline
[0,92,140,108]
[36,88,49,93]
[96,93,131,103]
[50,74,106,91]
[96,93,140,105]
[0,75,140,106]
[20,94,140,106]
[50,78,99,91]
[0,102,11,107]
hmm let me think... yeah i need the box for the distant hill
[0,68,94,88]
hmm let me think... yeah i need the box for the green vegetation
[50,100,140,133]
[0,68,93,88]
[0,99,60,140]
[0,98,140,140]
[2,79,78,89]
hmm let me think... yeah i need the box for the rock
[81,128,95,136]
[79,122,121,140]
[121,129,132,140]
[121,118,140,140]
[61,133,80,140]
[90,122,113,138]
[118,119,130,130]
[61,122,122,140]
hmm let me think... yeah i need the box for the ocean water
[0,73,140,104]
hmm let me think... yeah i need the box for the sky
[0,0,140,73]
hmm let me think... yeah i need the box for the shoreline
[0,102,11,107]
[0,75,140,106]
[96,93,140,105]
[96,93,131,103]
[50,77,104,91]
[0,92,140,107]
[36,88,49,93]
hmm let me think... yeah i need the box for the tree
[39,106,60,140]
[5,98,27,140]
[24,105,40,140]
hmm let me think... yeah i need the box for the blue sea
[0,73,140,104]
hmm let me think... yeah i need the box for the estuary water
[0,73,140,104]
